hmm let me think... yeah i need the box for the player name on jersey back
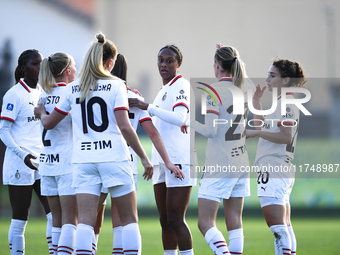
[71,84,112,94]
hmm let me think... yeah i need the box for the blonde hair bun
[96,33,105,43]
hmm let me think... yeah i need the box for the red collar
[169,74,183,86]
[56,82,67,87]
[19,79,31,93]
[219,77,233,82]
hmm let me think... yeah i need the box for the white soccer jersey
[55,78,130,163]
[127,87,151,174]
[38,83,73,176]
[151,74,190,165]
[204,77,250,170]
[255,93,300,162]
[1,79,42,157]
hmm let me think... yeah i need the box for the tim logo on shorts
[6,103,14,111]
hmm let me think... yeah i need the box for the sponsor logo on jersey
[40,153,60,163]
[27,116,39,122]
[162,92,167,101]
[282,113,294,118]
[80,140,112,151]
[6,103,14,111]
[176,95,187,101]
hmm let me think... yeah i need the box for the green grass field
[0,216,339,255]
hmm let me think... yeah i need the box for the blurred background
[0,0,339,217]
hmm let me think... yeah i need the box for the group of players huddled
[1,33,306,255]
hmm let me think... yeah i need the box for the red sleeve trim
[0,116,15,122]
[139,117,152,123]
[207,110,219,115]
[54,107,69,115]
[173,102,189,112]
[277,121,294,127]
[114,107,129,111]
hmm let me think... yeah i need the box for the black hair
[14,49,40,83]
[158,45,183,65]
[272,58,306,88]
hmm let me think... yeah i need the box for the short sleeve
[206,94,219,116]
[277,105,296,127]
[114,81,129,111]
[55,85,72,115]
[1,90,20,122]
[171,80,189,112]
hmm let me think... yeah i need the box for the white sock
[288,226,296,254]
[46,212,53,254]
[204,227,229,255]
[52,227,61,255]
[164,250,178,255]
[179,249,194,255]
[8,219,27,255]
[58,224,76,254]
[113,226,123,254]
[122,223,141,255]
[92,231,97,255]
[270,225,291,255]
[228,228,244,255]
[75,224,94,255]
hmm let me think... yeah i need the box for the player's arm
[252,84,266,130]
[0,119,38,170]
[115,109,153,180]
[246,125,293,144]
[141,120,184,179]
[182,111,218,138]
[34,103,66,130]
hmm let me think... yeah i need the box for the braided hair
[14,49,40,83]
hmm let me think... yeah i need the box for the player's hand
[24,154,38,170]
[246,129,258,139]
[133,89,143,97]
[128,98,149,110]
[141,157,153,181]
[34,103,46,119]
[166,162,185,180]
[253,84,267,100]
[181,122,188,134]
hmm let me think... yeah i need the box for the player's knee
[159,214,171,229]
[167,213,184,231]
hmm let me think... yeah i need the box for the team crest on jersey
[286,107,291,112]
[207,95,211,100]
[6,103,14,111]
[179,89,185,94]
[162,92,167,101]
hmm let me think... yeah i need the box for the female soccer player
[0,49,52,255]
[110,53,184,254]
[129,45,196,255]
[38,52,77,255]
[246,58,306,255]
[35,33,152,255]
[182,44,253,255]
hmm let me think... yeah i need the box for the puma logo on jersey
[261,186,267,191]
[28,101,35,106]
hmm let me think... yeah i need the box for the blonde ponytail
[78,33,118,102]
